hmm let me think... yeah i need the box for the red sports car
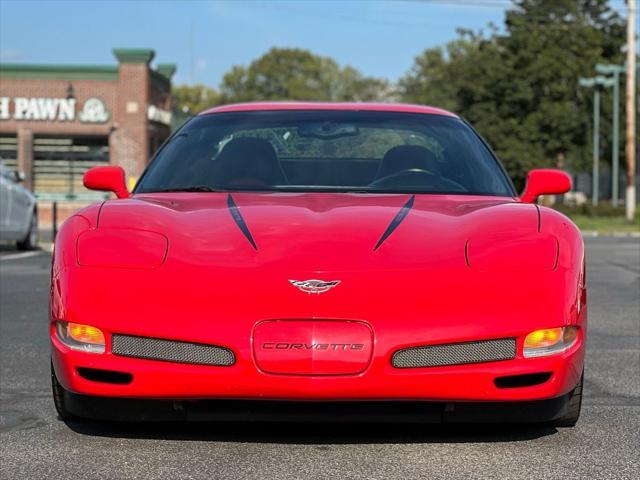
[50,102,586,426]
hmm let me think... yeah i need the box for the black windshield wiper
[143,185,219,193]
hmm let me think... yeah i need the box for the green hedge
[553,203,631,218]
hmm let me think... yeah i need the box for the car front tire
[552,372,583,427]
[51,362,77,421]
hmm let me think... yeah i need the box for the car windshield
[136,110,514,196]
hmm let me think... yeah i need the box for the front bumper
[59,391,575,423]
[51,330,584,403]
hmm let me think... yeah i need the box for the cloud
[0,49,21,61]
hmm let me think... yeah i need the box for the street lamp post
[596,64,625,207]
[579,76,615,206]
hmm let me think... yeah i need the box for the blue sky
[0,0,626,87]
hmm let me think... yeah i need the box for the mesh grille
[392,338,516,368]
[111,334,235,366]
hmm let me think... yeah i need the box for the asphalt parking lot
[0,238,638,480]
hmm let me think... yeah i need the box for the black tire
[553,372,583,427]
[51,362,77,421]
[17,209,38,251]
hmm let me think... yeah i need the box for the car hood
[64,192,578,345]
[96,192,533,271]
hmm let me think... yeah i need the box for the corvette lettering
[262,342,364,351]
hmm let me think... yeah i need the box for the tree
[400,0,625,187]
[172,84,221,115]
[220,48,389,103]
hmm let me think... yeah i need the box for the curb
[581,231,640,238]
[38,242,54,252]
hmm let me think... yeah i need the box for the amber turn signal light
[68,323,105,345]
[56,321,105,354]
[524,328,562,349]
[523,326,579,358]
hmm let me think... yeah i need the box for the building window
[0,136,18,172]
[33,136,109,200]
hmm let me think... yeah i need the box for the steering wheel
[369,168,466,191]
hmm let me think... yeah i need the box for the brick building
[0,48,177,224]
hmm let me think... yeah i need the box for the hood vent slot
[227,193,258,250]
[373,195,415,251]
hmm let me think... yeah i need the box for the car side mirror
[83,166,130,199]
[13,171,26,183]
[520,169,571,204]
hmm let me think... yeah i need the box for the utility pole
[580,76,615,205]
[625,0,637,221]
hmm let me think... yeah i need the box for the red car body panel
[201,102,458,117]
[51,189,586,402]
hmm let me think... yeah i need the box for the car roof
[199,102,458,118]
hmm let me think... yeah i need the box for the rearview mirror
[520,169,571,204]
[83,166,130,199]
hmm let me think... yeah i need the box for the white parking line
[0,251,44,261]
